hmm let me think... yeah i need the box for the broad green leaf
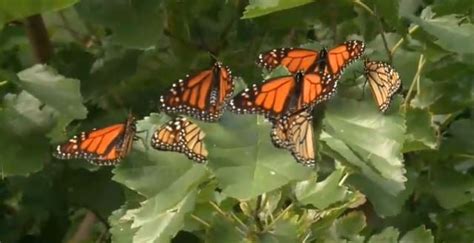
[0,92,52,176]
[432,0,474,16]
[109,206,136,243]
[403,108,437,152]
[322,96,406,194]
[205,216,244,243]
[334,211,366,240]
[260,217,298,243]
[199,113,313,200]
[242,0,314,19]
[347,167,417,217]
[127,189,198,243]
[112,114,208,242]
[431,166,474,209]
[16,64,87,120]
[368,227,399,243]
[399,0,424,18]
[76,0,164,48]
[441,119,474,156]
[408,8,474,54]
[294,168,348,209]
[400,226,434,243]
[0,0,78,25]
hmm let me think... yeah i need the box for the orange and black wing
[160,62,234,122]
[229,72,335,118]
[364,59,402,112]
[322,40,365,78]
[151,117,208,163]
[271,110,315,166]
[257,48,319,73]
[53,115,136,166]
[257,40,365,78]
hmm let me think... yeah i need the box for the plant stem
[67,210,97,243]
[403,54,425,109]
[264,203,293,232]
[24,14,52,63]
[209,201,247,234]
[254,195,264,231]
[353,0,375,16]
[390,25,419,55]
[191,214,211,228]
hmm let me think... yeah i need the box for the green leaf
[0,0,79,25]
[76,0,164,48]
[205,216,244,243]
[334,211,366,240]
[242,0,314,19]
[109,206,136,243]
[441,119,474,156]
[0,92,51,176]
[260,217,298,243]
[368,227,400,243]
[400,226,434,243]
[200,113,313,200]
[408,8,474,54]
[431,166,474,209]
[348,167,417,217]
[403,108,438,152]
[16,64,87,120]
[127,189,198,243]
[294,168,348,209]
[321,96,406,195]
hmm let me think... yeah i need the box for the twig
[58,11,86,44]
[67,210,97,243]
[209,201,246,234]
[254,195,264,231]
[264,203,294,232]
[24,14,53,63]
[163,28,206,52]
[403,54,425,109]
[373,8,393,63]
[191,214,211,228]
[390,25,419,55]
[353,0,375,16]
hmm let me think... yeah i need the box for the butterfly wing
[230,72,334,118]
[364,60,402,112]
[151,117,208,163]
[257,48,319,73]
[229,75,297,117]
[160,62,234,122]
[324,40,365,78]
[53,115,136,166]
[271,110,315,166]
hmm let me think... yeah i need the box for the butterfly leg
[134,130,149,149]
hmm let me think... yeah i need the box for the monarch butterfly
[151,116,208,163]
[160,62,234,122]
[257,40,365,77]
[364,59,402,112]
[53,114,137,166]
[229,71,335,118]
[271,109,315,166]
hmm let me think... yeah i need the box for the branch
[67,210,97,243]
[24,14,53,63]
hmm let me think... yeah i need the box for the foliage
[1,0,473,242]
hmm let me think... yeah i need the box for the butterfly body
[160,62,234,122]
[53,114,137,166]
